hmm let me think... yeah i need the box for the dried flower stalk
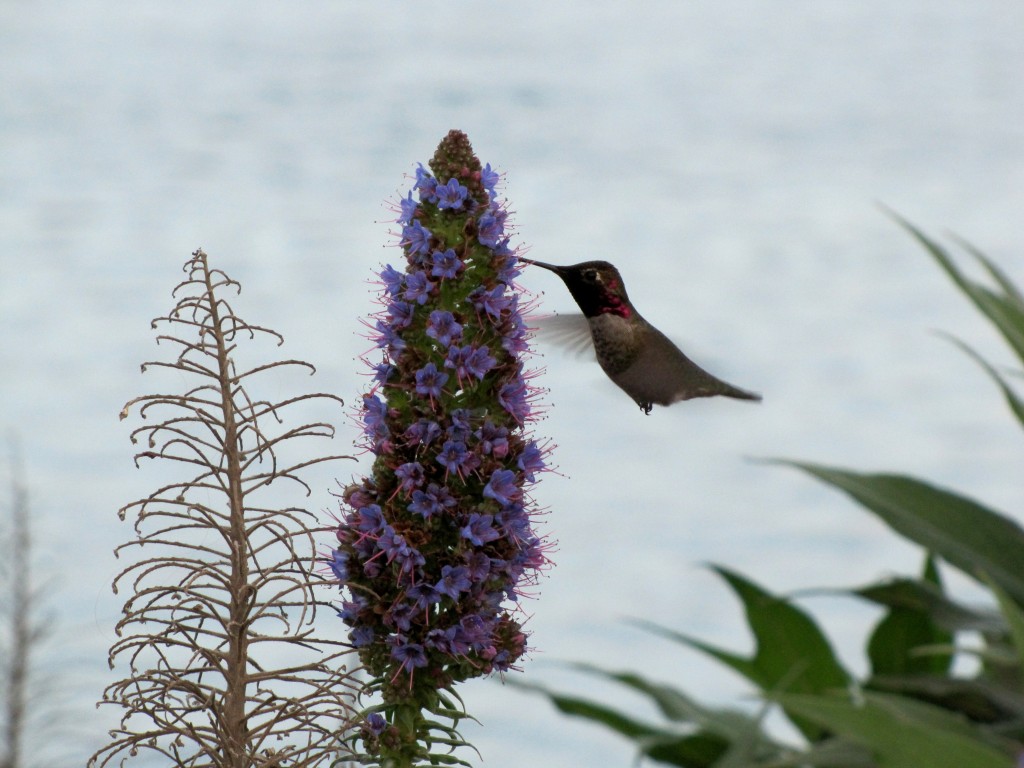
[92,250,360,768]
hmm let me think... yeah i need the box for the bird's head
[520,259,632,318]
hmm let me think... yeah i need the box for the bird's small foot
[640,402,653,415]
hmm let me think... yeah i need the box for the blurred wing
[528,312,595,360]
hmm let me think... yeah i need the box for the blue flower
[465,345,497,380]
[435,565,472,599]
[388,635,428,670]
[380,264,405,295]
[365,712,388,736]
[377,527,410,562]
[499,379,530,424]
[430,248,463,280]
[354,504,385,533]
[404,418,441,446]
[404,271,435,305]
[481,163,500,195]
[446,409,473,442]
[329,550,349,581]
[351,625,375,648]
[402,220,433,256]
[465,551,492,581]
[374,319,406,352]
[435,178,469,210]
[414,362,448,399]
[338,595,367,623]
[395,462,425,494]
[398,191,418,225]
[501,313,530,355]
[470,284,513,321]
[477,210,506,248]
[408,483,456,519]
[386,600,417,632]
[443,344,473,382]
[461,513,500,546]
[496,251,520,285]
[483,469,520,506]
[436,440,470,474]
[387,300,414,329]
[414,163,438,202]
[457,614,491,648]
[363,394,388,428]
[517,441,545,482]
[407,583,441,611]
[476,421,509,458]
[372,361,395,386]
[425,310,463,347]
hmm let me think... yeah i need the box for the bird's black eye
[582,269,600,283]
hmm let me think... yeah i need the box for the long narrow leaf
[641,732,731,767]
[937,332,1024,430]
[952,233,1024,307]
[986,576,1024,674]
[509,680,662,741]
[775,691,1011,768]
[889,212,1024,367]
[783,462,1024,605]
[567,662,774,744]
[868,674,1024,723]
[634,621,758,681]
[854,577,1003,634]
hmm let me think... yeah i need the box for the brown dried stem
[91,250,360,768]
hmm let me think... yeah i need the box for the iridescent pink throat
[599,282,632,318]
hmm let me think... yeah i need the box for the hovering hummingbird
[519,258,761,414]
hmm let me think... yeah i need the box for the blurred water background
[2,1,1023,765]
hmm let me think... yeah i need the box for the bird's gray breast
[587,313,643,375]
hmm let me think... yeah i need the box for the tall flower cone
[334,130,551,765]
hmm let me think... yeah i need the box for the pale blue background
[2,1,1023,765]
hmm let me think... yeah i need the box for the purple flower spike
[332,132,551,758]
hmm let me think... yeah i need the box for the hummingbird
[519,258,761,414]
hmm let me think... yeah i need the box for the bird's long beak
[518,257,565,275]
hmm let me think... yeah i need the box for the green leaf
[636,567,848,742]
[854,577,1003,634]
[866,556,953,676]
[635,621,758,682]
[567,663,765,737]
[641,731,731,767]
[868,674,1024,724]
[890,212,1024,367]
[868,606,951,677]
[511,679,736,767]
[509,680,661,741]
[775,690,1012,768]
[985,576,1024,674]
[713,567,849,690]
[783,462,1024,605]
[951,233,1024,308]
[937,332,1024,430]
[767,738,877,768]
